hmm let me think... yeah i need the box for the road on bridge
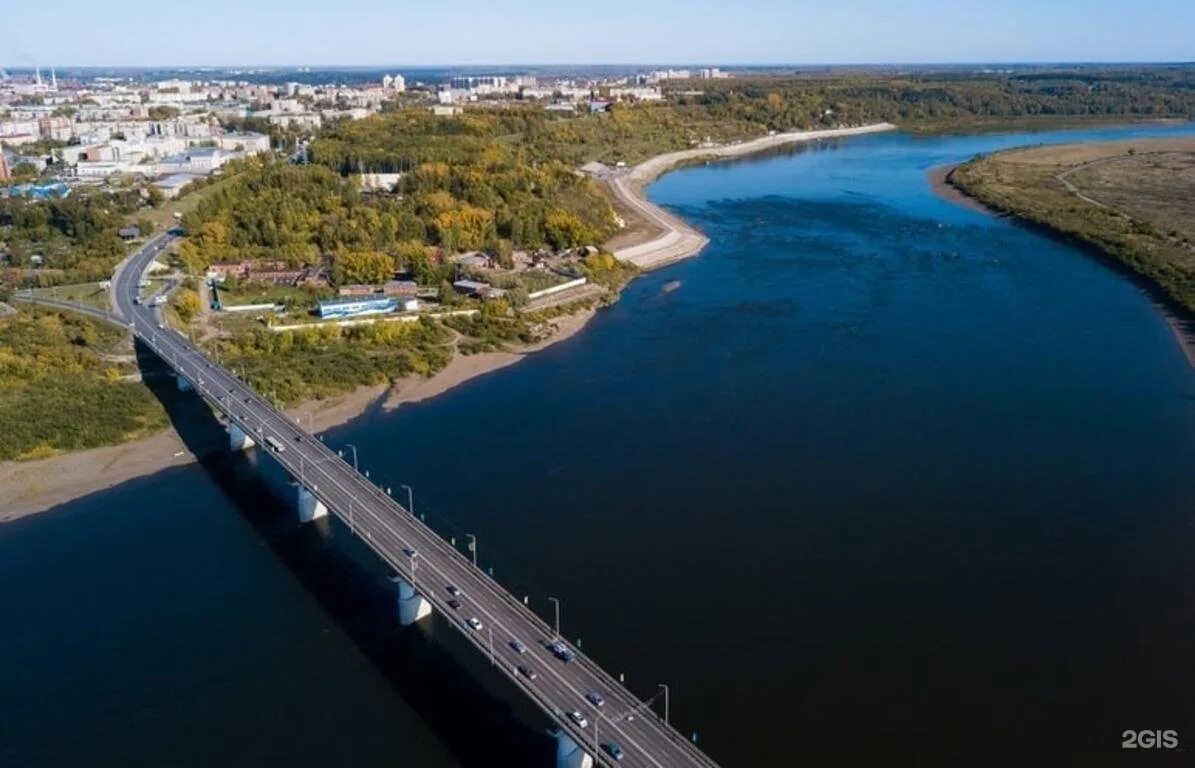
[110,232,721,768]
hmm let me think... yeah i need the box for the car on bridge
[509,639,527,654]
[447,585,462,596]
[447,599,461,610]
[602,742,625,761]
[548,640,575,662]
[402,547,417,558]
[517,665,537,680]
[568,711,588,728]
[586,691,605,708]
[466,617,483,631]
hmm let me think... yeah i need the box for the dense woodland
[0,309,168,460]
[671,69,1195,131]
[0,189,149,285]
[177,145,616,278]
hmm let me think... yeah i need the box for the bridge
[37,232,723,768]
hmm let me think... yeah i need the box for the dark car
[601,742,625,761]
[548,640,575,662]
[509,639,527,654]
[447,585,462,597]
[517,665,537,680]
[585,691,605,708]
[447,599,461,610]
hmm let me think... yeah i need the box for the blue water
[3,123,1195,767]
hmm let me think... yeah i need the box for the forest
[670,68,1195,132]
[176,140,617,277]
[0,309,169,461]
[0,188,147,285]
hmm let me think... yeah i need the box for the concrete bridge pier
[391,575,432,626]
[227,423,255,451]
[176,374,193,392]
[555,731,594,768]
[296,485,328,523]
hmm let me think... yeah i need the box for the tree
[393,239,429,272]
[146,185,165,208]
[173,289,202,323]
[543,209,595,250]
[10,162,40,184]
[332,250,393,285]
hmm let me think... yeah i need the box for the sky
[4,0,1193,67]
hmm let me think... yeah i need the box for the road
[110,233,721,768]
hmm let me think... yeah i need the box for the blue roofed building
[316,296,397,319]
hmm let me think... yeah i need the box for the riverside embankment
[607,123,897,270]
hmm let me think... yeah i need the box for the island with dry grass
[948,137,1195,347]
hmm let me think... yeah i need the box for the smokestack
[35,65,42,87]
[51,67,57,90]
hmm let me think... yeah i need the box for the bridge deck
[100,233,721,768]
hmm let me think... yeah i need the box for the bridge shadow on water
[134,339,553,766]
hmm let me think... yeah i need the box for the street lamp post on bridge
[465,533,478,568]
[548,596,561,641]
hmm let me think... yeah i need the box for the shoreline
[926,163,990,213]
[0,308,596,522]
[2,125,899,521]
[929,158,1195,369]
[607,124,897,270]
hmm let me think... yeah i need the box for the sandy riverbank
[607,124,897,270]
[0,308,596,522]
[927,164,989,212]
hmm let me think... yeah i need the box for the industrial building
[316,297,397,319]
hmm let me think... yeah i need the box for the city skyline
[4,0,1193,68]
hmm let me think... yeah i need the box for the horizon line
[4,60,1195,71]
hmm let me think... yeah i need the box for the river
[3,123,1195,767]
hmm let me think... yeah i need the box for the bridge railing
[134,290,720,768]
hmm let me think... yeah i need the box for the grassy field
[27,282,112,311]
[215,281,331,309]
[133,173,237,231]
[950,137,1195,312]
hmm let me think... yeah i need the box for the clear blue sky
[5,0,1193,67]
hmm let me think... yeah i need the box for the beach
[607,123,897,270]
[926,163,989,212]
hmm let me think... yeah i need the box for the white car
[466,617,483,631]
[569,711,588,728]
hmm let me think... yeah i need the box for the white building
[358,172,403,191]
[154,173,201,198]
[265,112,322,130]
[215,132,270,154]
